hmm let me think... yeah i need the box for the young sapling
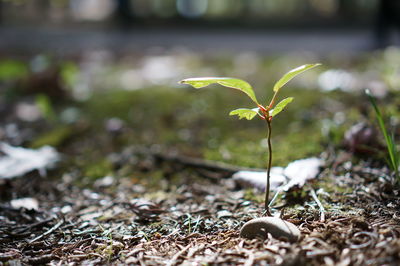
[180,64,321,216]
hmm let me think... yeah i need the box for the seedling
[180,64,321,215]
[366,89,399,180]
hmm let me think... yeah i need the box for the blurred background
[0,0,399,182]
[0,0,379,28]
[0,0,396,53]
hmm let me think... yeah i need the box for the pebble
[217,210,233,218]
[240,217,300,242]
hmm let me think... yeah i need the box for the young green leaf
[180,77,259,104]
[270,97,294,117]
[273,63,321,93]
[229,108,259,120]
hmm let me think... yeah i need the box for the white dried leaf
[0,143,59,179]
[10,197,39,210]
[282,157,322,191]
[232,167,286,191]
[232,157,322,191]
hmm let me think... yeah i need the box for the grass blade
[366,89,399,177]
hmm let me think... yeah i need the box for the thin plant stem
[264,118,273,216]
[268,90,280,109]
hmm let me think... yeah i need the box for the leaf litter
[1,147,400,265]
[233,157,323,191]
[0,142,59,179]
[1,53,400,265]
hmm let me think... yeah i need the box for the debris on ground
[233,157,323,192]
[0,143,59,179]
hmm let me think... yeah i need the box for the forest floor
[1,154,400,265]
[1,50,400,265]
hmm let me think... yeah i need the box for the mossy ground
[1,51,400,265]
[76,86,349,170]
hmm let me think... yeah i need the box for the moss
[140,170,167,191]
[80,82,330,170]
[30,125,73,148]
[317,175,352,195]
[243,188,264,203]
[272,127,323,166]
[83,159,113,180]
[78,70,374,177]
[0,59,28,81]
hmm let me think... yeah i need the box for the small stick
[29,219,64,243]
[136,147,265,175]
[243,249,255,266]
[166,243,192,266]
[310,188,325,222]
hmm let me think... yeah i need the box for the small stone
[217,210,233,219]
[240,217,300,242]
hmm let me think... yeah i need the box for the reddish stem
[264,116,273,216]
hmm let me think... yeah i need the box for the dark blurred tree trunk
[338,0,355,21]
[114,0,135,29]
[0,1,2,24]
[38,0,49,20]
[374,0,400,48]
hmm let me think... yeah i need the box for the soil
[1,51,400,265]
[1,149,400,265]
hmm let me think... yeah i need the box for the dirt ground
[1,147,400,265]
[1,48,400,265]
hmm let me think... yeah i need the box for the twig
[27,254,58,264]
[310,188,325,222]
[155,152,265,174]
[243,249,255,266]
[186,243,205,259]
[166,243,192,266]
[29,219,64,243]
[135,147,265,175]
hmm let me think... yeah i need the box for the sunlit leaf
[229,108,259,120]
[180,77,259,104]
[273,64,321,93]
[270,97,294,117]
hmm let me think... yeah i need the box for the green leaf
[180,77,259,104]
[273,63,321,92]
[229,108,259,120]
[270,97,294,117]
